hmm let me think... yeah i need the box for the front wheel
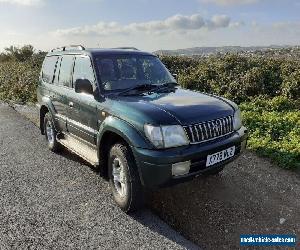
[108,143,145,212]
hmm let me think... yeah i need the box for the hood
[108,87,235,127]
[149,88,235,124]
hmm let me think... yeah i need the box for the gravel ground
[0,103,198,250]
[149,147,300,249]
[10,103,300,249]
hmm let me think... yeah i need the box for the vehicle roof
[46,48,155,57]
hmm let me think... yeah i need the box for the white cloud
[272,21,300,30]
[229,20,245,28]
[208,15,231,28]
[0,0,42,6]
[2,19,300,53]
[199,0,259,5]
[53,13,232,37]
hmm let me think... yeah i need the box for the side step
[58,133,99,166]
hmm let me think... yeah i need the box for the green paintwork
[97,115,152,149]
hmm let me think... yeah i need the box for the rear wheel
[44,113,61,152]
[108,143,144,212]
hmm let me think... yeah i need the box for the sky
[0,0,299,52]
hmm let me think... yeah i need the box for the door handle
[69,102,74,108]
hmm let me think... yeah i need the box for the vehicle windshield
[95,55,176,92]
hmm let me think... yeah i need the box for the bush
[0,59,40,103]
[159,55,198,74]
[0,45,44,103]
[282,71,300,99]
[161,54,300,103]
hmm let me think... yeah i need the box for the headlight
[144,124,189,148]
[233,109,242,130]
[143,125,164,148]
[161,125,189,148]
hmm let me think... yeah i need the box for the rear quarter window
[42,56,58,83]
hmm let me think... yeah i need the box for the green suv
[37,45,247,212]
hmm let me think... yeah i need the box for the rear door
[40,55,68,131]
[66,55,99,145]
[50,55,75,132]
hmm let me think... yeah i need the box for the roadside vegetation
[162,54,300,169]
[0,45,299,169]
[0,45,45,103]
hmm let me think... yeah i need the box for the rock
[279,218,286,224]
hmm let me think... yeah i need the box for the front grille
[184,116,234,144]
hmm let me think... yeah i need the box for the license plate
[206,146,235,167]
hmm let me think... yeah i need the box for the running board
[58,134,99,166]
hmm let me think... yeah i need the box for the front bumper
[132,126,248,189]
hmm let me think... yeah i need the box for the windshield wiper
[153,82,178,92]
[117,82,178,96]
[117,84,157,96]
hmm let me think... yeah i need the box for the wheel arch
[97,117,151,179]
[39,97,57,134]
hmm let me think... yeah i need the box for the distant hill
[154,45,294,56]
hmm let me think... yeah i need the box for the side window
[73,56,95,85]
[42,56,58,83]
[58,55,74,87]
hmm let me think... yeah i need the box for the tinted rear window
[42,56,58,83]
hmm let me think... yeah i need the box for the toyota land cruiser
[37,45,247,212]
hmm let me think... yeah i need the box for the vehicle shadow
[57,148,100,173]
[56,148,200,249]
[132,209,201,250]
[147,174,236,249]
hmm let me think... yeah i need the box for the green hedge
[0,59,40,103]
[0,52,299,169]
[161,54,300,102]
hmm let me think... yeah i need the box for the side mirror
[74,79,93,95]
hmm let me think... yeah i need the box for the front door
[66,55,99,145]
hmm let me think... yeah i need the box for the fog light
[172,161,191,176]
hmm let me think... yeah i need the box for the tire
[44,113,61,152]
[108,142,145,212]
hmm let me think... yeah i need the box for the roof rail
[51,45,85,52]
[112,47,139,51]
